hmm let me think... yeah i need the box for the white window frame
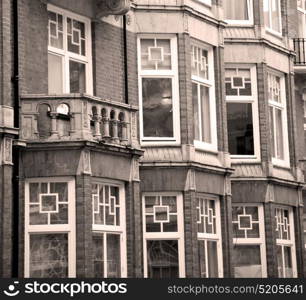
[137,34,181,146]
[232,204,267,278]
[268,71,290,168]
[142,192,185,278]
[191,42,218,152]
[47,4,93,95]
[275,207,297,278]
[24,177,76,278]
[264,0,282,36]
[92,178,127,278]
[196,194,223,277]
[224,0,254,25]
[225,65,261,162]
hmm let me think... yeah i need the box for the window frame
[196,194,223,277]
[197,0,212,7]
[142,192,185,278]
[24,177,76,278]
[275,207,297,278]
[92,178,127,278]
[232,204,267,278]
[267,70,290,168]
[47,4,93,95]
[191,41,218,152]
[264,0,282,36]
[224,0,254,25]
[137,34,181,146]
[225,65,261,162]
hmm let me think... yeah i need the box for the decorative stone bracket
[96,0,131,18]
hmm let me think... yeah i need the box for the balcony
[293,38,306,72]
[20,94,139,149]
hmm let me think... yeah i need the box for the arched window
[56,103,71,137]
[37,104,52,138]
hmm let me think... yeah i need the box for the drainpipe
[12,0,20,278]
[123,14,129,104]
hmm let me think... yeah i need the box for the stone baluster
[102,107,110,138]
[111,109,119,143]
[49,111,58,138]
[93,112,101,139]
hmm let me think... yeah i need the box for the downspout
[123,14,129,104]
[12,0,20,277]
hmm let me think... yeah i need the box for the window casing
[264,0,282,35]
[196,195,223,277]
[275,207,297,278]
[268,72,290,167]
[92,180,126,278]
[24,178,76,278]
[191,43,217,152]
[48,5,93,95]
[224,0,253,25]
[142,193,185,278]
[232,204,267,278]
[225,66,260,161]
[137,35,180,145]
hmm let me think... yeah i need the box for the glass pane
[67,18,86,55]
[198,240,207,278]
[233,245,262,278]
[271,0,281,32]
[275,108,284,160]
[277,245,284,277]
[30,234,68,278]
[224,0,249,20]
[48,12,63,49]
[207,240,219,277]
[163,214,178,232]
[147,240,179,278]
[284,246,293,278]
[227,103,254,155]
[162,196,177,213]
[93,234,104,277]
[193,83,200,141]
[48,53,63,94]
[270,106,276,158]
[142,78,173,138]
[200,85,211,143]
[264,0,270,27]
[69,60,86,93]
[107,234,121,278]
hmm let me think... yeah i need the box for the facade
[0,0,305,278]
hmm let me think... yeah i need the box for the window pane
[48,11,63,49]
[147,240,179,278]
[48,54,63,94]
[69,60,86,93]
[200,85,211,143]
[227,103,254,155]
[224,0,249,20]
[193,83,200,141]
[284,246,293,278]
[107,234,121,278]
[225,68,252,96]
[207,240,219,277]
[275,108,284,159]
[67,18,86,55]
[277,245,284,277]
[30,234,68,278]
[270,106,276,158]
[271,0,281,32]
[142,78,173,138]
[198,240,207,278]
[233,245,262,278]
[264,0,270,27]
[93,234,104,277]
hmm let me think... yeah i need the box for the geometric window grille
[225,68,252,96]
[275,208,290,240]
[29,182,68,225]
[48,11,64,49]
[191,45,209,80]
[268,73,281,103]
[67,17,86,56]
[196,197,216,234]
[232,206,260,238]
[144,195,178,232]
[92,184,120,227]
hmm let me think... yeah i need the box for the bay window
[197,195,223,277]
[24,178,76,277]
[232,204,267,277]
[142,193,185,278]
[275,207,297,277]
[48,5,92,94]
[264,0,282,34]
[92,181,126,278]
[138,35,180,145]
[224,0,253,24]
[268,72,290,167]
[225,66,260,160]
[192,43,217,151]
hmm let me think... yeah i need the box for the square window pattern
[29,182,68,225]
[225,68,252,96]
[275,208,290,240]
[196,197,216,234]
[191,45,209,80]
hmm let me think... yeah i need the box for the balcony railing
[293,38,306,65]
[21,94,139,148]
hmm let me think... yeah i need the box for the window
[224,0,253,24]
[137,35,180,145]
[48,5,92,94]
[198,0,212,6]
[275,207,297,277]
[297,0,306,10]
[232,205,267,277]
[268,72,290,167]
[191,43,217,151]
[264,0,282,34]
[197,195,223,277]
[24,178,76,277]
[92,181,126,278]
[142,193,185,278]
[225,66,260,160]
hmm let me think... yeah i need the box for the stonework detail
[96,0,131,18]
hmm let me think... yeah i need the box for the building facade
[0,0,305,278]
